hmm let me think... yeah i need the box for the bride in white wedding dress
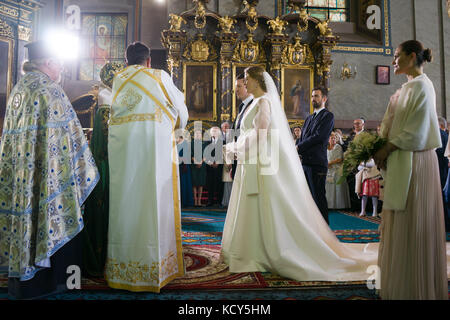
[221,66,382,282]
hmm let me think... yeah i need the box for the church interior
[0,0,449,302]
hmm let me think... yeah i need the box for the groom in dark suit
[296,87,334,224]
[230,73,253,179]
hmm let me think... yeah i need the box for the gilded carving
[194,0,207,29]
[168,14,186,32]
[297,8,309,32]
[21,9,32,22]
[245,5,258,33]
[316,19,333,36]
[18,25,32,41]
[220,56,231,68]
[268,17,288,35]
[0,5,19,19]
[183,35,217,62]
[282,36,307,65]
[0,17,13,38]
[218,16,236,33]
[233,33,265,63]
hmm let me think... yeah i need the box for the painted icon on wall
[282,66,313,120]
[376,65,390,85]
[183,62,217,120]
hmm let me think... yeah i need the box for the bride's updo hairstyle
[399,40,433,67]
[245,66,267,92]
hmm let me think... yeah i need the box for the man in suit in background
[230,73,253,179]
[436,116,448,189]
[296,87,334,224]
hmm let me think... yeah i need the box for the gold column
[266,17,289,93]
[218,16,237,121]
[161,14,187,90]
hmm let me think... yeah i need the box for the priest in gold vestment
[104,42,188,292]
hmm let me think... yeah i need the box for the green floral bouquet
[337,132,387,185]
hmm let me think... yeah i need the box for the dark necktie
[238,102,245,114]
[236,102,247,130]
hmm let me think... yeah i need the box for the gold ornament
[282,36,306,65]
[218,16,236,33]
[183,35,217,62]
[233,33,265,63]
[267,17,287,35]
[245,5,258,33]
[316,19,333,36]
[194,0,207,29]
[0,17,13,38]
[297,8,309,32]
[168,14,186,32]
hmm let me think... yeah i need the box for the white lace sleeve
[229,97,272,164]
[253,97,271,130]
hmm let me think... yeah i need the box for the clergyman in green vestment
[82,62,125,277]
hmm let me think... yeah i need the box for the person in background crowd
[205,126,224,207]
[297,87,335,224]
[355,159,381,217]
[436,116,449,189]
[82,61,125,278]
[177,135,194,208]
[345,117,366,212]
[325,131,351,210]
[191,129,207,207]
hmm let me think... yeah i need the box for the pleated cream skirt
[379,149,448,300]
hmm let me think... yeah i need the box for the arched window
[305,0,349,22]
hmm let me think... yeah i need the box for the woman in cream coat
[374,40,448,300]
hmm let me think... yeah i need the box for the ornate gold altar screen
[161,0,338,129]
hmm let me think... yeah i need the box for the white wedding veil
[260,72,304,175]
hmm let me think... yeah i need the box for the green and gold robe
[0,70,99,281]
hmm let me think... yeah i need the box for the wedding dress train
[221,72,450,283]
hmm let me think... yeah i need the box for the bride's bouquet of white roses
[337,131,387,185]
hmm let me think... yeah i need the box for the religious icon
[78,14,127,81]
[183,63,217,120]
[282,67,313,120]
[376,65,390,85]
[191,77,207,113]
[94,24,111,60]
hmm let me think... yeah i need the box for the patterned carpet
[181,210,381,245]
[0,210,447,300]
